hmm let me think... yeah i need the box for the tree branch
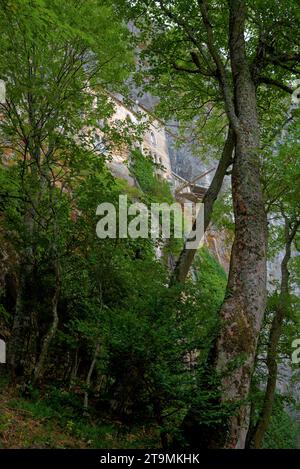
[172,62,200,74]
[258,76,294,94]
[170,127,235,285]
[197,0,239,131]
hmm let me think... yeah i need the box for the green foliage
[1,0,299,451]
[131,148,184,258]
[194,247,227,313]
[131,149,173,203]
[211,189,234,233]
[263,407,299,449]
[248,387,299,449]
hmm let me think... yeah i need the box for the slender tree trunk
[33,259,61,384]
[69,349,81,388]
[7,259,37,382]
[8,270,27,380]
[248,217,299,448]
[83,339,101,414]
[170,127,234,284]
[7,130,43,381]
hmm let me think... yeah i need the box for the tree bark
[173,0,268,448]
[207,0,268,448]
[180,0,268,449]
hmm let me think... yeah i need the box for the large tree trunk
[248,216,299,448]
[170,127,235,284]
[180,0,268,449]
[208,0,268,448]
[212,133,267,449]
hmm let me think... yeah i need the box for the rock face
[166,131,212,184]
[130,89,214,181]
[204,228,232,274]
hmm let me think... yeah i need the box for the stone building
[103,92,231,272]
[100,92,173,187]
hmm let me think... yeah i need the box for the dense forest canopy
[0,0,299,452]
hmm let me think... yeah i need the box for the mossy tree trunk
[180,0,268,448]
[207,0,268,448]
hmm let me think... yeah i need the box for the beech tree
[0,0,299,451]
[0,0,133,382]
[120,0,300,447]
